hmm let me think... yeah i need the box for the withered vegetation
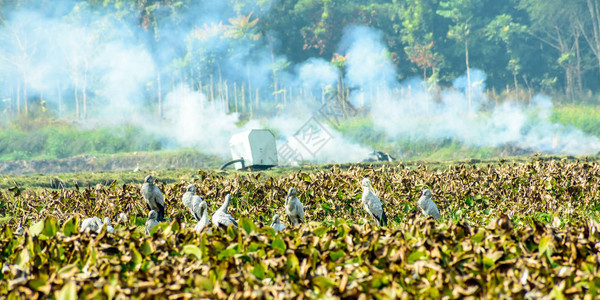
[1,158,600,298]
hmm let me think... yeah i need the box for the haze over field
[1,1,600,164]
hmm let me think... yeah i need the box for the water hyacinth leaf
[312,276,335,291]
[29,220,44,237]
[57,281,77,300]
[329,250,346,262]
[57,264,78,279]
[140,241,154,256]
[471,231,485,243]
[85,243,97,268]
[482,256,495,269]
[61,216,77,237]
[130,246,142,270]
[163,220,180,236]
[271,238,286,254]
[43,216,58,238]
[408,251,427,264]
[286,253,299,272]
[253,263,266,280]
[196,276,213,291]
[28,277,51,294]
[239,217,256,234]
[313,226,328,237]
[182,244,202,260]
[16,248,30,268]
[217,245,239,260]
[539,236,554,256]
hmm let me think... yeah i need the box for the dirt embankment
[0,151,222,175]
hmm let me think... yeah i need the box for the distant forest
[0,0,599,119]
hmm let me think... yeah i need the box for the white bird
[15,222,24,235]
[80,216,103,233]
[270,214,286,232]
[182,184,199,220]
[285,188,304,226]
[417,189,441,220]
[193,201,211,233]
[141,175,165,222]
[103,217,114,233]
[212,194,238,229]
[360,178,388,226]
[117,212,128,224]
[145,210,159,235]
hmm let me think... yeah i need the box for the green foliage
[550,105,600,137]
[0,120,163,161]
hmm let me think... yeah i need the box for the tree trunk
[465,40,471,113]
[157,72,162,118]
[16,81,20,115]
[83,62,88,119]
[74,77,80,119]
[585,0,600,74]
[575,32,583,95]
[23,84,28,116]
[57,83,62,114]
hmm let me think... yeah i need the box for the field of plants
[1,157,600,298]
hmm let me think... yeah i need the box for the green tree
[437,0,479,110]
[520,0,586,98]
[401,0,441,85]
[484,14,526,95]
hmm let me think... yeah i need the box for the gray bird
[15,222,24,235]
[360,178,388,226]
[145,210,159,235]
[141,175,165,222]
[189,194,205,222]
[80,216,103,233]
[193,201,211,233]
[417,189,441,220]
[270,214,286,232]
[117,212,128,224]
[212,194,238,229]
[285,188,305,226]
[182,184,199,220]
[103,217,114,233]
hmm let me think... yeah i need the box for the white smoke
[341,26,600,155]
[161,85,240,154]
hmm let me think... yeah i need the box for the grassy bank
[0,117,164,161]
[550,104,600,137]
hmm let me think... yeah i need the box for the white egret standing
[80,216,103,233]
[417,189,441,220]
[145,210,159,235]
[360,178,388,226]
[270,214,286,232]
[103,217,114,233]
[141,175,165,221]
[182,184,200,220]
[193,201,211,232]
[212,194,238,229]
[285,188,304,226]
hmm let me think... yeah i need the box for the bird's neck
[221,198,230,211]
[362,188,371,196]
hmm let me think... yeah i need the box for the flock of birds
[80,176,441,234]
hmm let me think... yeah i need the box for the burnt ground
[0,151,223,175]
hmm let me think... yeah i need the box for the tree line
[0,0,599,120]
